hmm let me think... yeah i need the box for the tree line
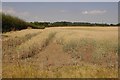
[2,13,120,33]
[30,21,120,27]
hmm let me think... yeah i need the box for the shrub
[2,13,45,33]
[2,13,28,32]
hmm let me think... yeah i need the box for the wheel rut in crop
[19,32,57,60]
[2,32,41,62]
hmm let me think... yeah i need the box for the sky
[1,0,120,2]
[2,2,119,24]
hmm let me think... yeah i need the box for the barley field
[2,27,118,78]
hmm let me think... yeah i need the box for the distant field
[2,26,118,78]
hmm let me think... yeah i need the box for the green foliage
[31,22,50,27]
[2,13,28,32]
[28,23,45,29]
[2,13,45,33]
[117,23,120,26]
[0,13,2,32]
[31,21,113,27]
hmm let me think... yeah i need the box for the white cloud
[3,8,16,14]
[3,7,30,16]
[82,11,88,14]
[20,12,30,16]
[82,10,107,15]
[60,10,67,13]
[33,16,40,20]
[2,7,31,21]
